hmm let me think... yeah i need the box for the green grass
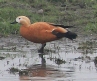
[85,22,97,33]
[0,0,60,35]
[0,0,97,35]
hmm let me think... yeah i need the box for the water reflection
[19,53,71,80]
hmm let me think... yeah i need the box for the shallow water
[0,35,97,81]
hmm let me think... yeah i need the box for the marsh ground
[0,35,97,81]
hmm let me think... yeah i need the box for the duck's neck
[21,20,31,27]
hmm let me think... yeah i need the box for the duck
[11,16,77,53]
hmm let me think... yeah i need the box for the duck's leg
[38,43,46,53]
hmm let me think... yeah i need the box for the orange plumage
[20,22,56,43]
[11,16,77,53]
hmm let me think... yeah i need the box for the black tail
[55,31,77,40]
[64,31,77,40]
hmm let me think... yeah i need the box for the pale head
[11,16,31,27]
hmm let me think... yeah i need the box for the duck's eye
[19,18,21,20]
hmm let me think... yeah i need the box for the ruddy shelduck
[11,16,77,53]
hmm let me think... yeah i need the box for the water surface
[0,35,97,81]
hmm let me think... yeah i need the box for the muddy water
[0,35,97,81]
